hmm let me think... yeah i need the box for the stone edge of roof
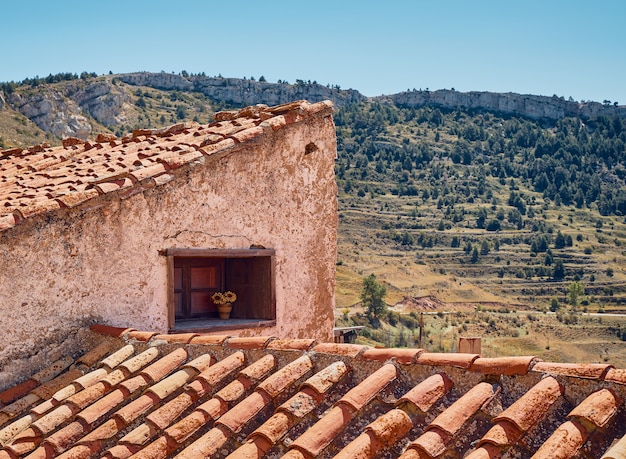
[89,324,623,383]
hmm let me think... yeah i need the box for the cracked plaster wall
[0,112,338,374]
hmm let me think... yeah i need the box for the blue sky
[2,1,624,104]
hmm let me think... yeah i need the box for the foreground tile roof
[0,100,333,232]
[0,325,625,459]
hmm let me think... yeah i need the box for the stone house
[0,100,338,368]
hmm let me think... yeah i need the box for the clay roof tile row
[1,325,626,458]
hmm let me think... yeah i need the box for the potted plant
[212,291,237,319]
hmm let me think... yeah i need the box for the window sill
[170,319,276,333]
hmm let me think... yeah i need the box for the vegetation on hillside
[334,102,626,309]
[2,75,626,313]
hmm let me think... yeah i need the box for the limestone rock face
[118,72,194,91]
[7,89,92,139]
[0,92,5,110]
[388,89,624,120]
[118,72,366,107]
[70,79,132,127]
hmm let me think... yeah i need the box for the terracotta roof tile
[116,347,160,375]
[30,358,75,385]
[0,380,38,405]
[300,360,348,397]
[188,351,246,396]
[266,339,317,351]
[28,369,83,401]
[117,422,157,448]
[366,408,413,446]
[175,424,230,459]
[469,356,537,375]
[427,382,498,436]
[605,368,626,385]
[361,347,424,364]
[126,331,158,342]
[416,352,480,369]
[151,333,199,344]
[215,390,272,433]
[0,414,36,446]
[147,395,194,433]
[288,404,353,457]
[464,443,503,459]
[256,355,313,398]
[312,342,367,357]
[479,420,523,447]
[492,376,563,432]
[532,361,614,379]
[231,361,350,459]
[164,409,213,444]
[188,334,230,345]
[88,324,133,338]
[76,388,127,425]
[225,336,276,350]
[247,410,292,446]
[332,432,377,459]
[3,324,626,459]
[75,340,122,367]
[530,419,588,459]
[146,368,197,400]
[568,388,622,429]
[408,428,450,458]
[65,383,109,411]
[72,368,109,390]
[56,443,99,459]
[1,395,40,419]
[138,348,187,383]
[396,372,454,413]
[112,393,160,425]
[238,354,277,385]
[602,433,626,459]
[98,344,136,371]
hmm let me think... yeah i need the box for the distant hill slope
[0,72,624,146]
[2,71,626,311]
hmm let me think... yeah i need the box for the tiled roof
[0,325,625,458]
[0,100,334,232]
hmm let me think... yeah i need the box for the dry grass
[346,309,626,367]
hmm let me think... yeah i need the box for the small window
[166,248,276,330]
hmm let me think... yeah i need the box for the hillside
[2,72,626,314]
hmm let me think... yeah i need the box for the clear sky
[1,1,624,104]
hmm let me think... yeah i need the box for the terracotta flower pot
[217,303,232,319]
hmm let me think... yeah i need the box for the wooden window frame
[165,248,276,329]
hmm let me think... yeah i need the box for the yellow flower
[212,291,237,305]
[223,291,237,303]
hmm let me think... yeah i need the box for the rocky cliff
[0,72,624,143]
[386,89,624,120]
[117,72,366,107]
[4,77,132,139]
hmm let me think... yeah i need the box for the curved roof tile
[0,326,625,459]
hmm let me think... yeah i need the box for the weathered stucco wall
[0,109,337,370]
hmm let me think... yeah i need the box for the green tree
[550,297,561,312]
[471,247,480,263]
[553,260,565,280]
[568,281,585,307]
[361,274,387,319]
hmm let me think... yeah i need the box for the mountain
[0,72,623,147]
